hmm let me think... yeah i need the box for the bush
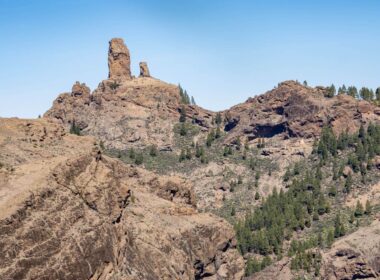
[134,153,143,165]
[69,121,81,135]
[149,145,158,157]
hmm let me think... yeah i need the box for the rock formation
[71,81,90,98]
[45,38,213,150]
[223,80,380,143]
[108,38,132,80]
[139,62,150,77]
[0,118,244,280]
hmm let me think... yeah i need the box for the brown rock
[139,61,150,77]
[108,38,132,80]
[71,81,90,97]
[343,166,354,177]
[373,155,380,169]
[45,39,214,151]
[0,118,244,280]
[222,80,380,144]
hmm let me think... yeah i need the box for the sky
[0,0,379,118]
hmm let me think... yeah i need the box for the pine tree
[129,148,135,159]
[186,147,192,160]
[223,146,229,157]
[231,206,236,216]
[255,192,260,200]
[326,229,334,247]
[191,96,196,105]
[328,185,337,197]
[200,154,207,164]
[149,145,158,157]
[338,84,347,95]
[317,232,324,247]
[206,130,215,147]
[215,126,221,138]
[179,149,186,162]
[365,200,372,215]
[215,112,222,125]
[359,87,374,101]
[334,214,342,238]
[134,153,143,165]
[179,106,186,122]
[349,211,355,224]
[354,200,364,217]
[347,86,358,99]
[326,84,336,98]
[69,120,81,135]
[344,174,352,194]
[179,123,187,136]
[283,167,291,182]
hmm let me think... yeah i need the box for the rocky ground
[0,118,244,280]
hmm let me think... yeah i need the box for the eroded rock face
[45,37,214,151]
[224,80,380,144]
[139,61,150,77]
[321,220,380,280]
[71,81,90,98]
[0,118,244,280]
[108,38,132,80]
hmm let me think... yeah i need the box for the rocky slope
[249,219,380,280]
[223,80,380,144]
[0,118,244,280]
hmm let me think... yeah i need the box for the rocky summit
[1,38,380,280]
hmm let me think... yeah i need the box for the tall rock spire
[108,38,132,80]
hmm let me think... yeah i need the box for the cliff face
[249,220,380,280]
[0,118,244,280]
[224,81,380,143]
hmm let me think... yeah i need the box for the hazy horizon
[1,0,379,118]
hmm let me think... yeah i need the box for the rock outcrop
[0,118,244,280]
[321,220,380,279]
[139,62,150,77]
[248,220,380,280]
[108,38,132,80]
[224,81,380,144]
[45,39,214,150]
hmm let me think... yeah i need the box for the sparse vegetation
[69,120,81,135]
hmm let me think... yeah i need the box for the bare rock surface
[224,81,380,143]
[45,38,213,151]
[321,220,380,279]
[108,38,132,80]
[139,62,150,77]
[0,118,244,280]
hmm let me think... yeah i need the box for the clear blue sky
[1,0,379,118]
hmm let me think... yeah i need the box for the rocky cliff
[0,118,244,280]
[224,80,380,144]
[44,39,213,151]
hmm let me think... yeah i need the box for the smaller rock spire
[139,62,150,77]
